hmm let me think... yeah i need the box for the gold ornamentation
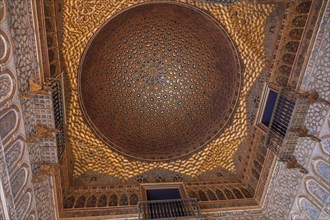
[35,124,60,134]
[18,93,35,99]
[281,155,308,174]
[19,78,54,98]
[26,124,59,142]
[62,0,275,180]
[29,133,53,140]
[79,3,241,161]
[24,137,39,144]
[29,78,53,94]
[289,125,321,142]
[297,90,330,106]
[32,161,59,183]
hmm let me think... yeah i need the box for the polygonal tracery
[79,2,241,161]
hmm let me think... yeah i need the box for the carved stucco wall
[0,0,56,219]
[0,0,329,220]
[0,0,37,218]
[205,1,330,219]
[34,176,57,220]
[289,1,330,218]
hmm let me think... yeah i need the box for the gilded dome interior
[79,3,241,161]
[3,0,328,218]
[65,0,276,180]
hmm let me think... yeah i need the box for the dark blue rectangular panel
[147,188,181,201]
[262,90,278,127]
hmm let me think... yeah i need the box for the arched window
[233,189,244,199]
[292,16,307,27]
[64,196,75,209]
[253,160,262,173]
[130,193,138,205]
[109,194,118,206]
[289,29,303,41]
[215,189,226,200]
[120,194,128,206]
[252,169,260,180]
[198,190,208,201]
[247,185,255,195]
[97,195,107,207]
[258,144,267,156]
[86,195,97,207]
[295,1,311,14]
[279,65,292,76]
[74,196,86,208]
[240,187,253,198]
[207,190,217,200]
[189,191,199,201]
[224,189,235,199]
[256,153,265,164]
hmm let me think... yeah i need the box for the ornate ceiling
[79,3,241,161]
[1,0,328,219]
[62,0,275,181]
